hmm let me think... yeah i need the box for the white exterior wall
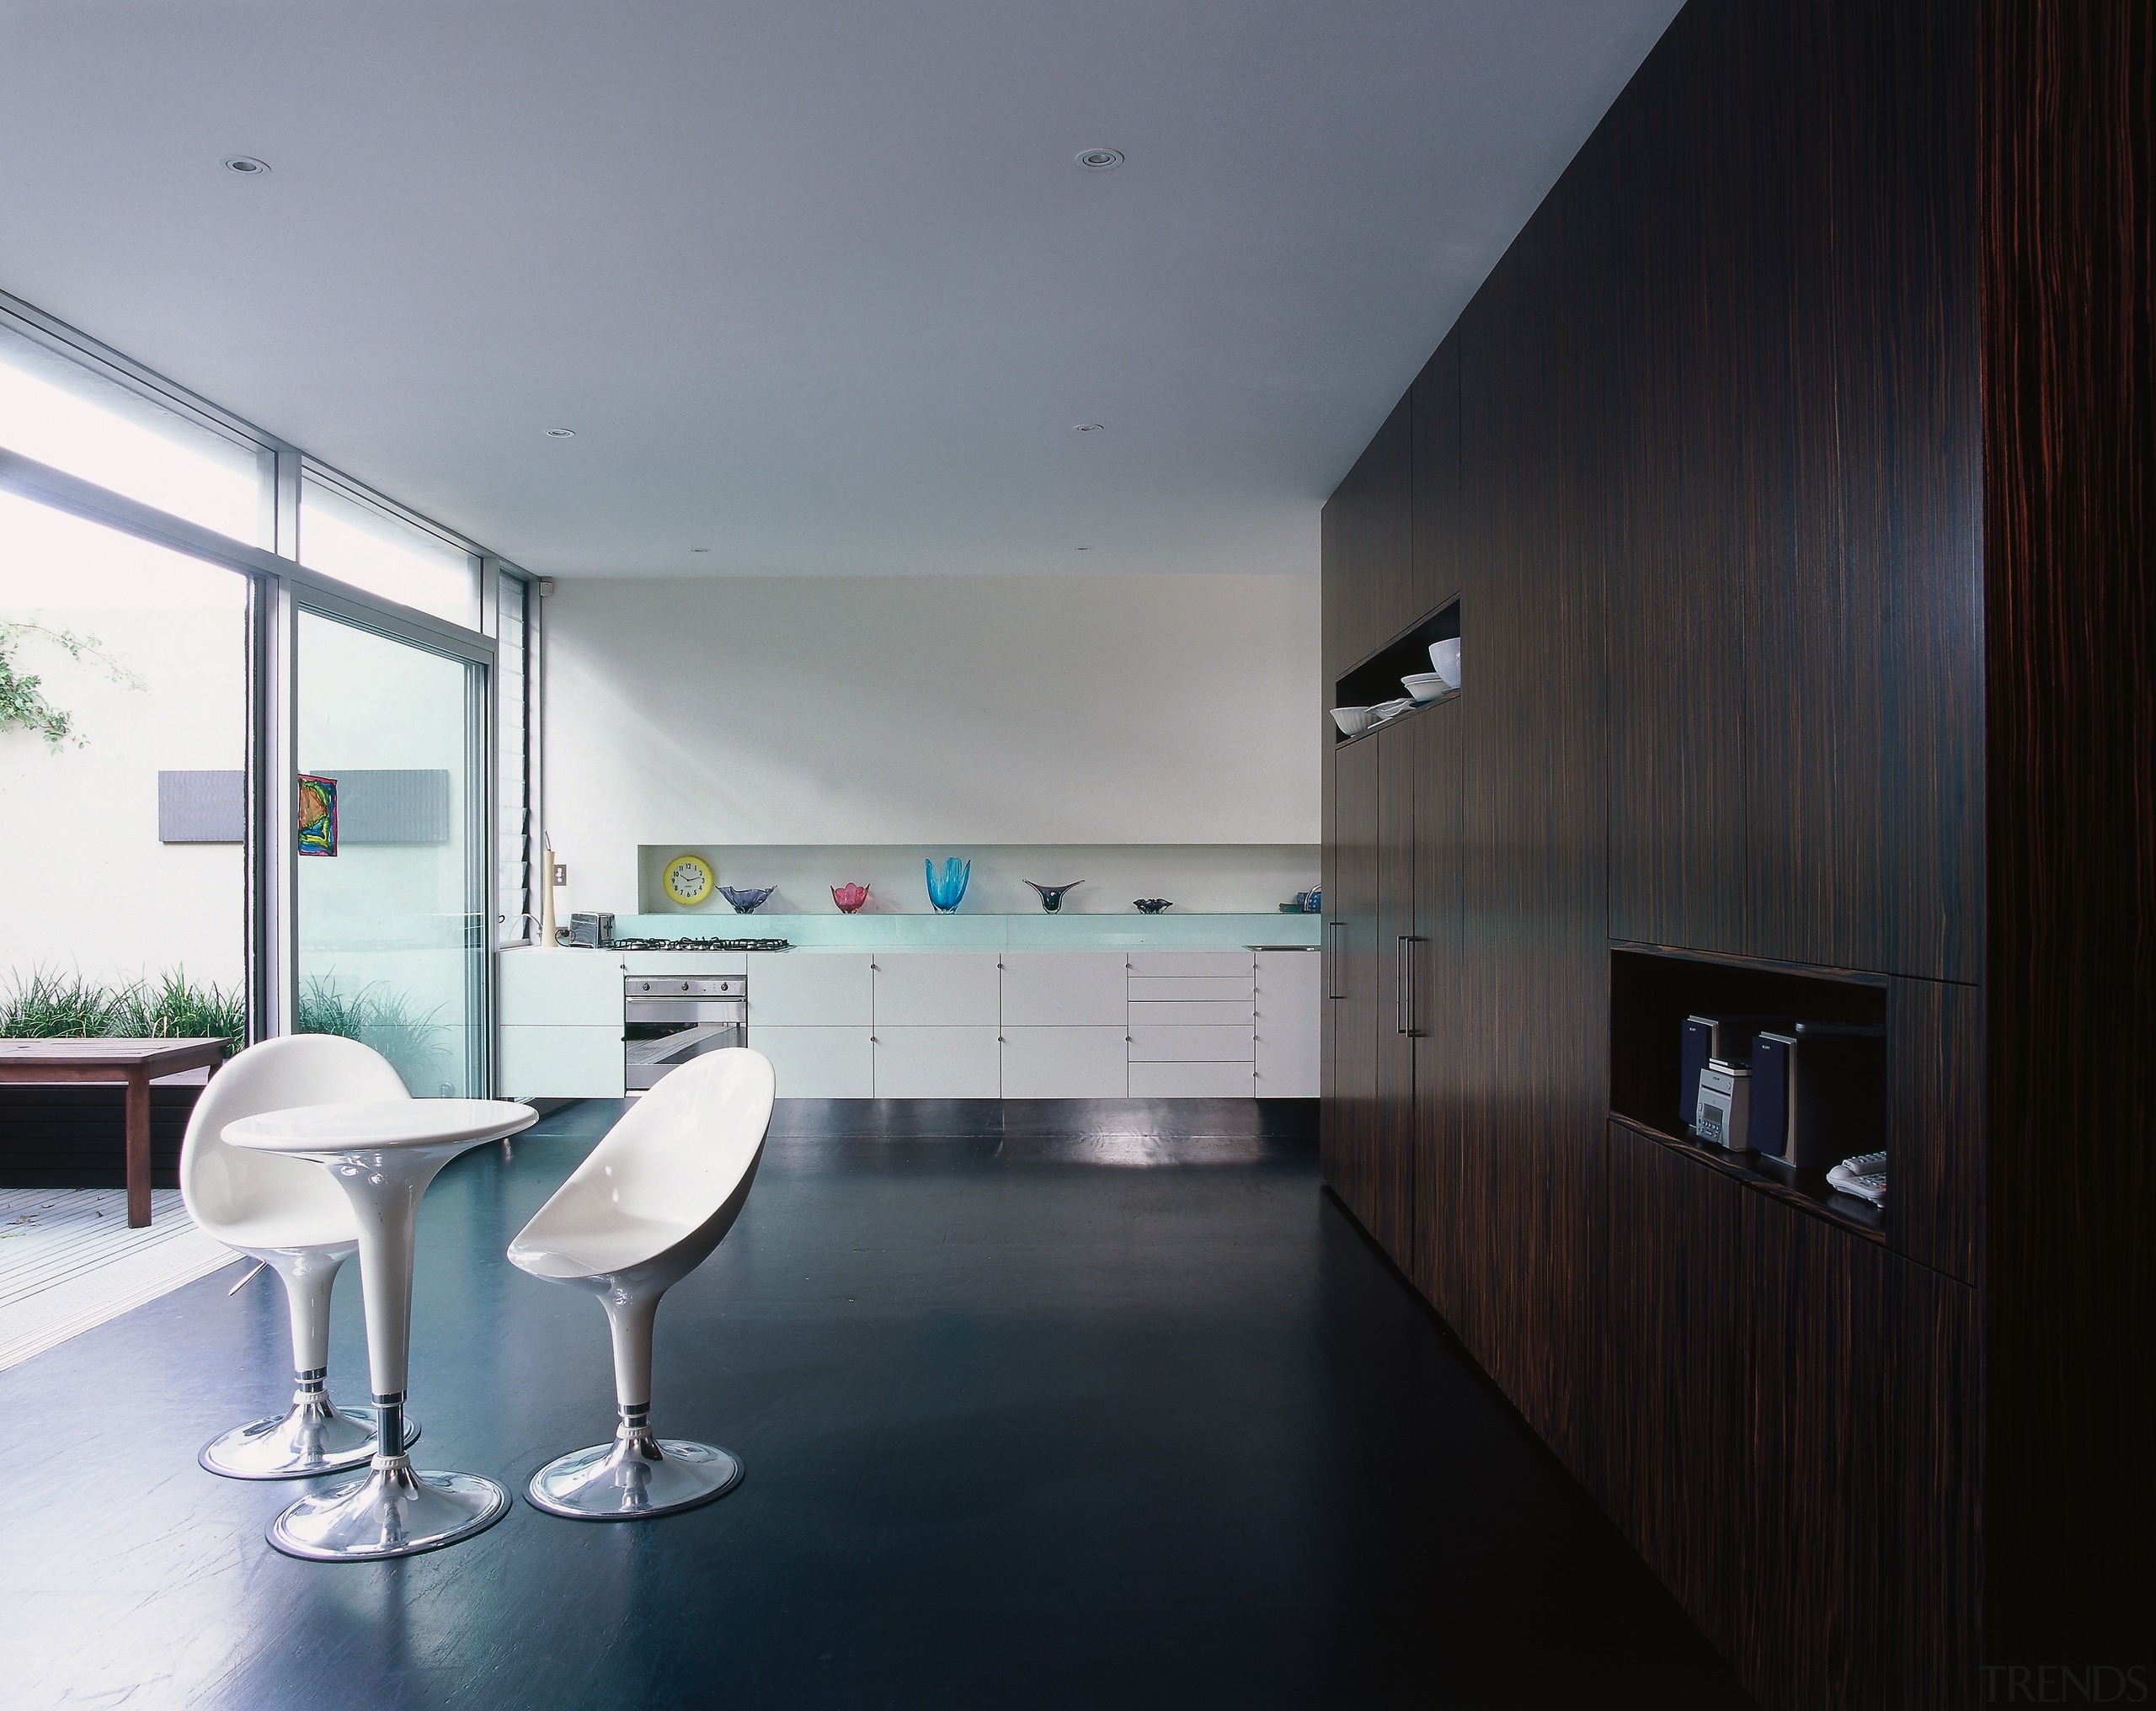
[0,496,247,992]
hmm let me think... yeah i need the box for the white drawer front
[873,1026,1001,1097]
[874,954,1001,1026]
[1129,999,1251,1027]
[999,952,1128,1026]
[500,951,622,1026]
[1127,950,1253,978]
[750,1026,874,1099]
[1128,1023,1253,1063]
[1128,975,1253,1003]
[499,1026,624,1098]
[1130,1061,1254,1098]
[999,1027,1129,1098]
[748,953,873,1026]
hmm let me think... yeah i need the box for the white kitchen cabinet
[500,949,622,1026]
[1129,1022,1254,1063]
[873,953,1000,1026]
[749,952,873,1026]
[873,1026,1001,1096]
[750,1025,875,1099]
[1127,974,1254,1003]
[1130,1061,1254,1098]
[1000,1027,1128,1098]
[1253,949,1321,1098]
[999,953,1127,1026]
[1128,999,1251,1027]
[499,1026,624,1098]
[1127,950,1253,978]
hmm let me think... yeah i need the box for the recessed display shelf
[1333,600,1460,739]
[1609,943,1890,1241]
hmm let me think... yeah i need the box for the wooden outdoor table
[0,1038,231,1226]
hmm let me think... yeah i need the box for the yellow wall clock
[662,853,714,908]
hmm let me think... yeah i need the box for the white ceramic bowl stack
[1331,706,1377,736]
[1401,672,1447,703]
[1429,637,1461,687]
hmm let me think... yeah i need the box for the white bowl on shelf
[1428,637,1461,687]
[1401,672,1448,703]
[1331,706,1377,736]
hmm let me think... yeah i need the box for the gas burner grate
[610,936,792,952]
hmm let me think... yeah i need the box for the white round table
[225,1097,538,1560]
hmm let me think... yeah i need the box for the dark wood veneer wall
[1317,0,2150,1703]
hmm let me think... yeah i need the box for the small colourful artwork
[297,775,337,857]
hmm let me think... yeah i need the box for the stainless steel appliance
[624,974,746,1090]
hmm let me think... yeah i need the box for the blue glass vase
[925,857,971,912]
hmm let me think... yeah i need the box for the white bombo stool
[509,1047,774,1519]
[180,1034,416,1479]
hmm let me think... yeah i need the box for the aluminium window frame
[0,291,538,1092]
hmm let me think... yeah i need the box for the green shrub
[0,968,121,1038]
[109,969,247,1053]
[295,978,446,1091]
[2,967,442,1085]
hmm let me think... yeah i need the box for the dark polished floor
[2,1099,1751,1709]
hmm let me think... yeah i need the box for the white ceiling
[0,1,1679,578]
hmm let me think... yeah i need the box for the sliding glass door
[295,608,488,1096]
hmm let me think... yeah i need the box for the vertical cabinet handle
[1327,921,1345,999]
[1395,935,1408,1035]
[1404,936,1427,1038]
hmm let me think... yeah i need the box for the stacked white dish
[1367,696,1414,724]
[1401,672,1448,703]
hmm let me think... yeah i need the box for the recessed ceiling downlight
[221,156,270,176]
[545,428,576,438]
[1075,148,1124,171]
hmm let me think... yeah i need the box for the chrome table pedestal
[526,1404,742,1520]
[199,1368,417,1480]
[224,1098,537,1561]
[270,1395,504,1560]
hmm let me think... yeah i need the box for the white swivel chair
[508,1047,775,1520]
[181,1033,417,1479]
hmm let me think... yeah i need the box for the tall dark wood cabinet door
[1452,153,1612,1477]
[1410,703,1463,1319]
[1748,0,1982,982]
[1370,717,1421,1273]
[1603,0,1795,957]
[1330,397,1417,671]
[1410,338,1462,624]
[1321,734,1382,1235]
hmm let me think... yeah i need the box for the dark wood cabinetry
[1319,0,2148,1698]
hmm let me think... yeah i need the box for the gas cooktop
[607,936,791,952]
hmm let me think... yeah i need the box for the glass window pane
[296,610,487,1095]
[0,322,264,544]
[0,490,248,1034]
[495,573,531,942]
[299,472,478,628]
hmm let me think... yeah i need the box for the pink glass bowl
[831,883,870,914]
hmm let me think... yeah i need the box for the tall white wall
[543,573,1321,916]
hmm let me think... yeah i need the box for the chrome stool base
[268,1455,509,1560]
[526,1413,742,1521]
[200,1384,419,1481]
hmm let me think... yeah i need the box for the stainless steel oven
[623,975,746,1090]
